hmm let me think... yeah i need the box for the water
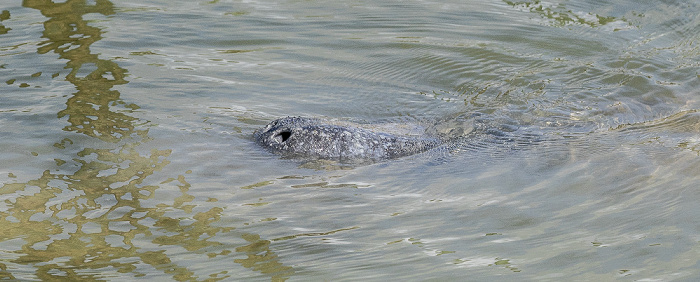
[1,0,699,280]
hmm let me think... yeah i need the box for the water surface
[1,0,700,280]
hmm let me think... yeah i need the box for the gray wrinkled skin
[254,117,441,162]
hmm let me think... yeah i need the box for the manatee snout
[274,130,292,143]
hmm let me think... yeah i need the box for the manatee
[254,117,441,162]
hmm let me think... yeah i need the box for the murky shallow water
[1,0,700,280]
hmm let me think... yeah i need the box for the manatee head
[254,117,348,159]
[254,116,440,161]
[254,117,313,149]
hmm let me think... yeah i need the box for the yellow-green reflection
[0,10,10,34]
[26,0,139,142]
[235,234,294,282]
[1,1,294,280]
[504,0,619,28]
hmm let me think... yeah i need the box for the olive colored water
[1,0,699,281]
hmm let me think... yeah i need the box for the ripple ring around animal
[254,116,442,162]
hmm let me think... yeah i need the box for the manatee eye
[274,130,292,143]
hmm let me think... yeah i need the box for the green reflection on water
[235,234,294,282]
[1,1,294,280]
[0,10,10,35]
[504,0,621,28]
[27,0,139,142]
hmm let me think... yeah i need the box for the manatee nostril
[274,131,292,143]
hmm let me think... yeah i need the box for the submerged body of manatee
[255,113,549,164]
[256,109,700,166]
